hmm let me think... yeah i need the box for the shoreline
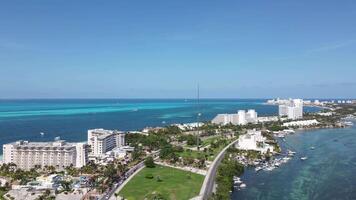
[231,122,356,199]
[231,121,355,195]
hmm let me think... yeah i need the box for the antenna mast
[197,84,200,149]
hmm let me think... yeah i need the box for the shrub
[145,173,154,179]
[144,156,155,168]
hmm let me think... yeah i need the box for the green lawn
[179,142,227,161]
[201,136,219,147]
[119,165,204,200]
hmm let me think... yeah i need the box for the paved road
[195,139,239,200]
[99,161,145,200]
[100,151,160,200]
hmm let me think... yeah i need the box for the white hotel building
[212,109,258,125]
[2,140,88,170]
[235,129,274,153]
[87,129,126,157]
[279,99,303,120]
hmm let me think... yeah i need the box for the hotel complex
[212,109,258,125]
[2,140,88,170]
[2,128,127,170]
[278,99,303,119]
[235,129,274,153]
[87,129,126,157]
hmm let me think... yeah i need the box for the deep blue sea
[0,99,320,156]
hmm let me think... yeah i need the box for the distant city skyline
[1,1,356,99]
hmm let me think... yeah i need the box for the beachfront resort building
[235,129,274,153]
[283,119,319,127]
[87,129,126,157]
[212,109,258,125]
[278,99,303,120]
[2,140,88,170]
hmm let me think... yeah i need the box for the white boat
[310,146,315,150]
[300,156,308,161]
[240,183,247,188]
[234,180,242,184]
[265,166,275,171]
[284,129,295,134]
[344,121,354,126]
[233,176,240,181]
[40,132,45,136]
[255,166,262,172]
[277,134,285,138]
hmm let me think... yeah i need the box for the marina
[232,122,356,200]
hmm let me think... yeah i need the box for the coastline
[231,120,356,199]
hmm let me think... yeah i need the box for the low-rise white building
[317,112,334,116]
[212,109,258,125]
[283,119,319,127]
[257,116,280,123]
[235,130,274,153]
[174,122,204,131]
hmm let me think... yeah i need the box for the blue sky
[1,1,356,98]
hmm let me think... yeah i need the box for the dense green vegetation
[0,163,40,185]
[210,147,244,200]
[119,165,204,200]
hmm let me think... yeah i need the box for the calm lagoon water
[232,124,356,200]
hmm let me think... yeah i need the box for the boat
[284,129,295,134]
[287,150,296,157]
[344,121,354,126]
[240,183,247,188]
[300,156,308,161]
[265,166,275,171]
[277,134,285,138]
[40,132,45,136]
[310,146,315,150]
[255,166,262,172]
[281,157,291,163]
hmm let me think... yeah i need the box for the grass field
[119,165,204,200]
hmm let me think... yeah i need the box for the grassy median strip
[119,165,204,200]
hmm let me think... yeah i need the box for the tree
[159,144,174,159]
[186,135,201,146]
[144,156,155,168]
[132,148,143,161]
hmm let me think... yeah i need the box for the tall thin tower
[196,84,201,149]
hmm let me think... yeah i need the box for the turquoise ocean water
[0,99,291,155]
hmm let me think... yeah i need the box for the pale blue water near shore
[0,99,320,156]
[232,124,356,200]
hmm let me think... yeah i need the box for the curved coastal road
[193,138,239,200]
